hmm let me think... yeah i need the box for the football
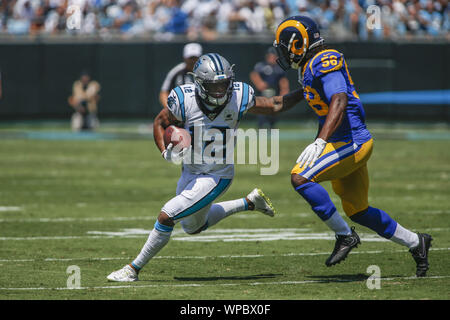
[163,125,191,151]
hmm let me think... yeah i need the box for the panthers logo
[167,95,176,109]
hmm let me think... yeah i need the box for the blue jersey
[299,49,371,145]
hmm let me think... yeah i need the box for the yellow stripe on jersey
[344,60,354,85]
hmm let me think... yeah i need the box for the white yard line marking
[0,216,155,223]
[0,235,127,241]
[0,275,449,291]
[1,248,448,263]
[1,226,448,241]
[0,214,302,223]
[0,211,447,223]
[0,232,386,242]
[0,206,22,212]
[424,227,450,231]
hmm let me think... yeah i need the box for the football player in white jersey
[107,53,304,282]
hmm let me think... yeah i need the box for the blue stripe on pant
[172,178,232,220]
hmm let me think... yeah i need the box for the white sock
[131,227,172,269]
[205,198,248,229]
[325,211,352,235]
[390,223,419,248]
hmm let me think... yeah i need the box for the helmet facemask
[273,33,308,71]
[195,77,233,108]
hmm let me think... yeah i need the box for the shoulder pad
[308,50,344,77]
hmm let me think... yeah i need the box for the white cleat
[107,265,139,282]
[246,188,276,217]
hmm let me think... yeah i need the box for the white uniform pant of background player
[161,170,233,233]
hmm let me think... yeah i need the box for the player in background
[68,70,101,131]
[250,47,290,129]
[273,16,432,276]
[107,53,304,282]
[159,43,203,108]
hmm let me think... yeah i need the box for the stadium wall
[0,41,448,121]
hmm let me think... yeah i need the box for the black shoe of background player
[325,227,361,267]
[409,233,433,277]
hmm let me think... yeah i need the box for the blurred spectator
[159,42,202,108]
[68,70,101,131]
[200,8,219,40]
[0,0,447,39]
[142,0,172,33]
[164,0,188,34]
[250,46,289,129]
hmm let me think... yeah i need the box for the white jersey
[167,82,255,178]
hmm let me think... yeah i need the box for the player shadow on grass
[173,273,282,282]
[304,273,402,283]
[305,273,371,283]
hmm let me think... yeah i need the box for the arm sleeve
[320,71,347,102]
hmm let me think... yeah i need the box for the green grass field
[0,121,449,300]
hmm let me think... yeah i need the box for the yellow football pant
[291,139,373,217]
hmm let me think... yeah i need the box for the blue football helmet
[273,16,324,70]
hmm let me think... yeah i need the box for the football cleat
[107,265,139,282]
[325,227,360,267]
[409,233,433,277]
[246,188,276,217]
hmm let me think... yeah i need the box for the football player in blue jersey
[273,16,432,276]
